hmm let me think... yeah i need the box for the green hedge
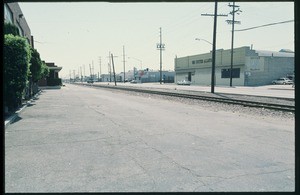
[4,34,31,111]
[47,78,62,86]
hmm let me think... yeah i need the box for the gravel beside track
[73,83,295,120]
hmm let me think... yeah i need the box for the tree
[28,48,50,96]
[30,47,44,82]
[41,61,50,78]
[4,34,31,111]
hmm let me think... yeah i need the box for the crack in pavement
[127,154,157,191]
[133,136,208,189]
[5,136,113,149]
[193,168,294,191]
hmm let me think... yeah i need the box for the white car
[272,78,293,85]
[177,80,191,85]
[130,80,138,84]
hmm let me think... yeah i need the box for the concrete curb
[39,86,61,90]
[4,90,43,128]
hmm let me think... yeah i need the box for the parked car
[272,78,293,85]
[130,80,138,84]
[87,79,94,83]
[177,80,191,85]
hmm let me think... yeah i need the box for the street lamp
[195,36,215,93]
[128,57,142,70]
[195,38,213,45]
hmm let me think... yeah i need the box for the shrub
[4,34,31,111]
[30,47,44,82]
[4,22,19,36]
[47,78,62,86]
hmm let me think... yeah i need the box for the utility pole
[83,65,85,80]
[80,67,82,82]
[226,2,242,87]
[201,1,227,93]
[108,52,112,82]
[78,67,79,81]
[92,60,95,80]
[111,53,117,86]
[108,63,111,82]
[99,57,102,82]
[123,45,126,83]
[69,70,71,83]
[89,64,92,81]
[73,70,75,82]
[157,27,165,84]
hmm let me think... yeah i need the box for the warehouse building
[174,46,294,86]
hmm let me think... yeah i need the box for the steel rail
[75,83,295,112]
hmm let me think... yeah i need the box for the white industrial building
[174,46,294,86]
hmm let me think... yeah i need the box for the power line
[235,20,293,32]
[201,13,228,17]
[165,2,213,32]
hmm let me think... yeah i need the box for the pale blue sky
[19,2,294,78]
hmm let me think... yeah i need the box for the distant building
[140,70,175,83]
[174,46,294,86]
[4,2,33,47]
[38,62,62,86]
[101,74,112,82]
[100,69,175,83]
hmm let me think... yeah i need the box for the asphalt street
[5,84,295,192]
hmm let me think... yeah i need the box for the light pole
[128,57,142,81]
[195,37,216,92]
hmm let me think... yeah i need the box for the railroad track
[74,83,295,113]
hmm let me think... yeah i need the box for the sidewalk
[4,90,42,128]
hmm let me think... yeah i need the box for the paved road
[5,84,294,192]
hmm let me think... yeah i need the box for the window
[204,58,212,63]
[221,68,240,78]
[16,23,24,36]
[4,4,13,24]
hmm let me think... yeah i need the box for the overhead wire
[235,20,294,32]
[165,2,212,32]
[134,2,215,58]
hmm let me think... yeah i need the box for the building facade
[4,2,33,47]
[174,46,294,86]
